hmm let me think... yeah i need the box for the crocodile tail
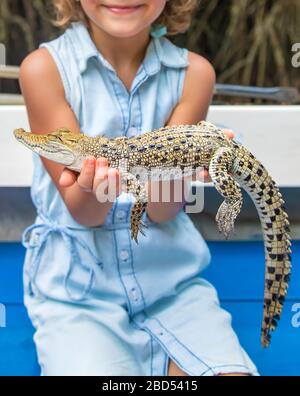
[233,145,292,347]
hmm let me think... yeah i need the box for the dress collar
[67,21,189,75]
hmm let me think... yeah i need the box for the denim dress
[22,21,258,376]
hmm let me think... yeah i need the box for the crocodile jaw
[14,129,76,167]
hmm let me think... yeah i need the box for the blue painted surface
[0,241,299,376]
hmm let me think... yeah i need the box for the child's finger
[222,128,235,139]
[107,168,121,199]
[94,158,108,182]
[195,169,211,183]
[93,158,109,194]
[202,169,212,182]
[59,168,78,187]
[96,157,108,171]
[77,157,96,192]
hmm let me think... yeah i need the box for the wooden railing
[0,65,19,79]
[0,94,24,105]
[0,65,23,104]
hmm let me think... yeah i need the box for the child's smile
[101,3,144,15]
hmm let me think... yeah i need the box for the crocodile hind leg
[120,171,148,243]
[209,148,243,238]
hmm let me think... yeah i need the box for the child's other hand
[59,157,121,201]
[196,128,235,183]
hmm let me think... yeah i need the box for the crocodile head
[14,128,86,169]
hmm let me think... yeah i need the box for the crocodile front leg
[209,147,243,238]
[120,169,148,243]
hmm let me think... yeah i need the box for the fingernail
[97,157,106,166]
[86,157,95,166]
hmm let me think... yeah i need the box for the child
[19,0,258,376]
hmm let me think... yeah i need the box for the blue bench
[0,241,299,376]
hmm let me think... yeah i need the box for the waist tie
[22,216,103,302]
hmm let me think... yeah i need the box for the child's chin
[103,26,147,39]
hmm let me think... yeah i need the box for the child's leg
[167,360,250,376]
[168,359,188,376]
[140,276,259,377]
[218,373,251,376]
[24,294,151,376]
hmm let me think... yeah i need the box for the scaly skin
[14,121,292,347]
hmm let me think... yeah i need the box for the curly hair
[51,0,200,36]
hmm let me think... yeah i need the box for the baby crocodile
[14,121,291,347]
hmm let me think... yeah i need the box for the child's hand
[59,157,121,201]
[196,128,235,183]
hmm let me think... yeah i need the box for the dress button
[116,210,126,220]
[33,233,40,244]
[130,287,139,301]
[128,127,138,137]
[119,250,129,261]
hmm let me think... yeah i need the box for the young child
[19,0,258,376]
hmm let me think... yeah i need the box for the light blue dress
[22,21,258,376]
